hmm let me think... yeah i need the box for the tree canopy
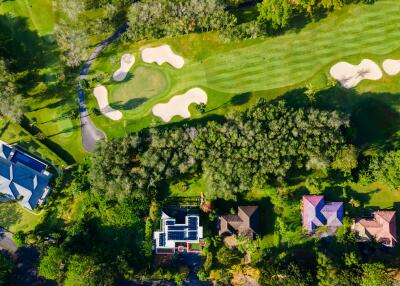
[0,59,24,122]
[125,0,236,41]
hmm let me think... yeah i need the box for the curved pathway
[78,23,128,151]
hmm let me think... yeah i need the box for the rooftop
[352,210,397,247]
[154,210,203,254]
[302,195,343,232]
[0,140,52,210]
[218,206,259,240]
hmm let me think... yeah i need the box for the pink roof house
[302,195,344,232]
[352,211,397,247]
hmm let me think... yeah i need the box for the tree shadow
[281,86,400,148]
[154,114,226,131]
[112,98,148,110]
[107,72,134,85]
[20,116,76,164]
[14,246,57,286]
[230,92,252,106]
[350,98,400,146]
[48,125,81,138]
[277,88,308,109]
[0,14,59,88]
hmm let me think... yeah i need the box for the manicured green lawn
[25,95,87,163]
[88,0,400,139]
[351,182,400,209]
[0,0,88,163]
[0,0,56,35]
[0,119,65,167]
[168,178,205,197]
[0,202,43,233]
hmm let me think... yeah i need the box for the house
[153,209,203,254]
[218,206,259,240]
[351,211,397,247]
[0,140,52,210]
[302,195,343,232]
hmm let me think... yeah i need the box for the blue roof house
[0,140,52,210]
[302,195,343,232]
[153,210,203,254]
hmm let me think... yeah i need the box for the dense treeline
[89,100,348,201]
[121,0,379,42]
[54,0,129,67]
[257,0,376,30]
[196,100,348,199]
[125,0,236,41]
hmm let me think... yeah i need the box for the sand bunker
[113,54,135,81]
[152,88,207,122]
[93,85,122,121]
[142,45,184,69]
[382,59,400,76]
[329,59,382,88]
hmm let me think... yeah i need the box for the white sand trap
[382,59,400,76]
[113,54,135,81]
[329,59,382,88]
[93,85,123,121]
[152,88,207,122]
[142,45,184,69]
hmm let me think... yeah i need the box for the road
[0,228,17,254]
[78,23,128,152]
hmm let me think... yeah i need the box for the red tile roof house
[302,195,344,232]
[351,211,397,247]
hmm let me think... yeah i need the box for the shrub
[13,230,26,247]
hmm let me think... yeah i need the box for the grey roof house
[218,206,259,240]
[0,140,52,210]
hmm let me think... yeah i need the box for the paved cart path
[78,23,128,151]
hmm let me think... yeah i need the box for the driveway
[0,228,17,254]
[78,23,128,151]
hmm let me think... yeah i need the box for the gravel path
[78,23,128,151]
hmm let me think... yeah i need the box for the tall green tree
[195,100,348,199]
[0,59,24,122]
[258,0,294,30]
[64,255,115,286]
[361,263,392,286]
[361,150,400,189]
[39,247,68,282]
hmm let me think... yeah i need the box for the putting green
[110,65,168,110]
